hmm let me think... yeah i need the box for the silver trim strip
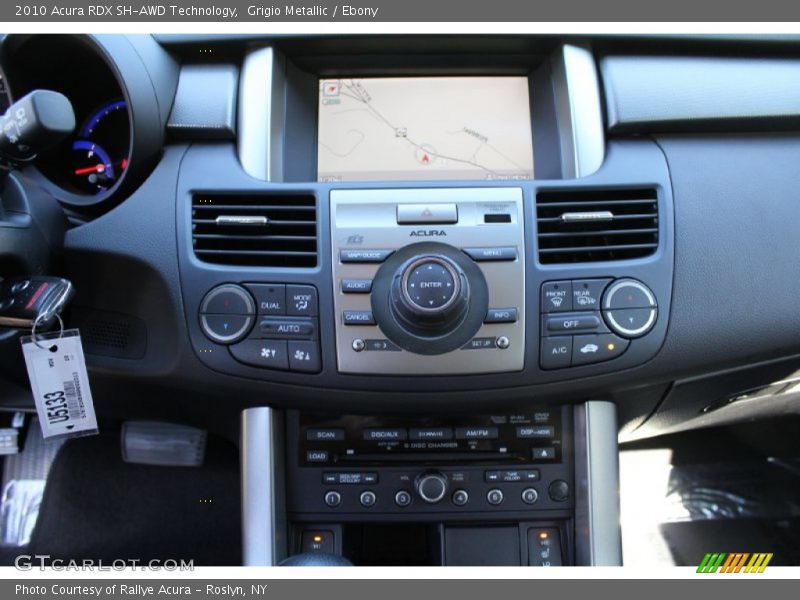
[241,407,286,566]
[215,215,269,226]
[237,47,286,181]
[560,211,613,223]
[552,45,606,178]
[574,401,622,566]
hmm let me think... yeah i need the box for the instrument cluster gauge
[70,99,130,194]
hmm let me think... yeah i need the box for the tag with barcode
[20,329,98,439]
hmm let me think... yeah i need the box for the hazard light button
[397,203,458,225]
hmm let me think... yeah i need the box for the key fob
[0,276,74,329]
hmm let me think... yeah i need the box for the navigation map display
[317,77,534,182]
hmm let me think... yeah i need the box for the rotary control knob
[390,255,469,335]
[601,279,658,338]
[415,472,448,504]
[370,242,489,355]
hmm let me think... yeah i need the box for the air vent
[192,194,317,267]
[536,188,658,264]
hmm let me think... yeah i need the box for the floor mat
[620,420,800,567]
[28,431,241,566]
[1,419,65,547]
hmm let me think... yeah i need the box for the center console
[182,41,660,566]
[242,401,620,566]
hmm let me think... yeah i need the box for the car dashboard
[1,33,800,566]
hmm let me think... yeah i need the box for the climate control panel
[198,282,322,373]
[540,278,658,369]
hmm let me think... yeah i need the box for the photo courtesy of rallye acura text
[15,584,261,596]
[0,32,799,568]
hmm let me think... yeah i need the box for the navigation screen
[317,77,534,182]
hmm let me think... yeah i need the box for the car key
[0,276,73,329]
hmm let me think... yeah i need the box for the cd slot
[335,451,527,464]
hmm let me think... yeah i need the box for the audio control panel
[286,409,573,517]
[330,188,526,375]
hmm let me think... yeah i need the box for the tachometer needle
[74,164,107,175]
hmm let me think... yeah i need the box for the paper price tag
[21,329,98,439]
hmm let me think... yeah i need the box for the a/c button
[540,336,572,370]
